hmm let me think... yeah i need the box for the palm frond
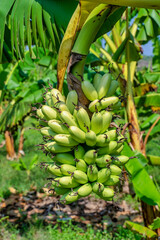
[0,0,78,63]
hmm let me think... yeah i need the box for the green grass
[0,118,51,199]
[0,221,142,240]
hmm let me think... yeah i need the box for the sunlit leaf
[147,155,160,166]
[121,143,160,206]
[124,221,157,238]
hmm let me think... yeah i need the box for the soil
[0,187,143,230]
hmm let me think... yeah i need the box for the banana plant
[56,3,160,236]
[0,47,57,159]
[1,0,160,236]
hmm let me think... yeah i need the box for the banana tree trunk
[5,131,16,160]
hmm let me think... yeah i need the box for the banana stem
[72,4,113,55]
[71,4,116,81]
[126,8,142,152]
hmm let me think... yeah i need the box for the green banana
[37,108,45,119]
[46,91,54,107]
[64,191,79,204]
[93,73,102,91]
[90,112,103,134]
[76,107,90,132]
[89,99,102,112]
[97,73,112,99]
[68,126,86,143]
[104,130,117,141]
[48,120,69,134]
[60,111,77,127]
[95,155,111,168]
[73,170,88,184]
[77,183,92,197]
[81,81,98,101]
[112,155,130,166]
[100,96,119,110]
[84,149,97,165]
[92,182,104,194]
[55,101,70,112]
[104,175,120,186]
[42,105,58,120]
[75,159,87,172]
[54,153,76,165]
[51,88,65,104]
[101,187,114,198]
[85,130,97,146]
[51,177,60,187]
[106,80,119,97]
[40,127,56,137]
[60,164,76,176]
[112,144,124,155]
[45,142,72,153]
[54,134,78,147]
[96,134,110,147]
[98,141,118,155]
[47,164,63,177]
[97,168,111,183]
[87,164,98,182]
[74,145,85,159]
[100,111,112,133]
[66,90,78,114]
[54,187,69,195]
[110,164,122,176]
[59,176,80,188]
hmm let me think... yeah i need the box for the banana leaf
[124,221,157,238]
[121,142,160,207]
[134,93,160,107]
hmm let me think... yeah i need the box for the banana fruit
[36,72,131,204]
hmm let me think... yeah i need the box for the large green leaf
[134,93,160,107]
[95,7,126,39]
[0,0,77,62]
[122,142,160,206]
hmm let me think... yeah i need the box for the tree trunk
[5,131,16,160]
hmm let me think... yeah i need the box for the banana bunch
[36,73,132,204]
[81,73,121,112]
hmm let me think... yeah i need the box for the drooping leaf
[134,93,160,108]
[112,37,128,62]
[144,16,154,37]
[124,221,157,239]
[0,0,78,62]
[136,25,147,42]
[149,9,160,27]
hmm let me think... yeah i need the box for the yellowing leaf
[57,5,81,92]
